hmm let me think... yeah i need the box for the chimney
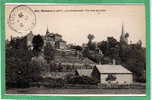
[112,59,116,65]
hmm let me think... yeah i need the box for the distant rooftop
[76,69,93,77]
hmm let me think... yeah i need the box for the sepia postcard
[0,0,151,100]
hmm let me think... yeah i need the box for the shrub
[67,75,99,85]
[41,78,65,88]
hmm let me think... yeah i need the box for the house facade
[92,65,133,84]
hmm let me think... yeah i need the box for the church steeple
[121,23,124,36]
[120,23,129,45]
[46,26,50,35]
[120,23,124,42]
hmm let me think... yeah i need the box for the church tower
[46,26,50,35]
[120,23,125,42]
[120,23,129,45]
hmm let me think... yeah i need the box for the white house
[92,65,133,84]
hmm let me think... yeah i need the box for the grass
[6,87,145,94]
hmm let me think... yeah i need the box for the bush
[6,81,29,89]
[41,78,65,88]
[67,75,99,85]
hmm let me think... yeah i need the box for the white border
[5,3,145,5]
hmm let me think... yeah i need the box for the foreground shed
[92,65,133,84]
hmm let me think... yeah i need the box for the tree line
[6,33,146,88]
[83,34,146,82]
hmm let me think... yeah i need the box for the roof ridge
[96,64,132,74]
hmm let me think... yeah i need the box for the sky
[5,4,146,46]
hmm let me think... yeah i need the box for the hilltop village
[6,24,146,89]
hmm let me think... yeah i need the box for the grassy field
[6,87,145,94]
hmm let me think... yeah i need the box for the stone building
[44,28,67,49]
[55,40,67,49]
[26,28,67,50]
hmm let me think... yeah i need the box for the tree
[124,44,146,82]
[98,37,120,63]
[107,37,118,48]
[95,53,103,64]
[82,47,89,57]
[118,43,146,82]
[32,35,44,55]
[87,34,95,43]
[97,41,107,54]
[98,37,119,56]
[44,43,55,63]
[28,58,44,82]
[87,34,96,50]
[88,42,96,51]
[6,41,33,88]
[137,40,142,48]
[10,37,27,49]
